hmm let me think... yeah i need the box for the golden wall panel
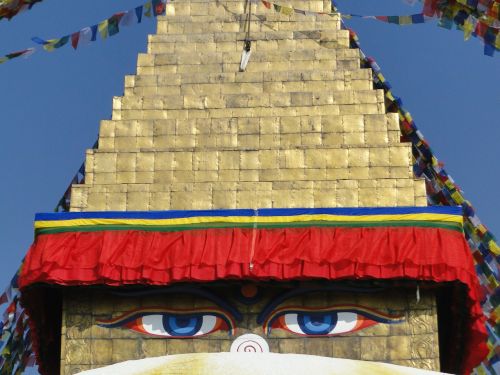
[61,286,440,374]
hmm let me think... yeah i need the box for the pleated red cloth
[20,226,488,374]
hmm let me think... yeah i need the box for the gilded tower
[70,0,426,212]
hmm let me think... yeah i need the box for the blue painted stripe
[257,206,462,217]
[35,206,462,221]
[35,209,256,221]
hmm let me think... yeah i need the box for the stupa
[16,0,489,374]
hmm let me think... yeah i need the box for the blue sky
[0,0,498,323]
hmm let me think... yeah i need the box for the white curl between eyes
[141,314,217,337]
[284,312,357,335]
[230,334,270,353]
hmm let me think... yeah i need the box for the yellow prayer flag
[489,239,500,255]
[493,304,500,319]
[463,18,474,40]
[495,33,500,49]
[399,16,412,25]
[98,20,109,39]
[451,191,465,204]
[487,275,499,288]
[477,224,488,234]
[43,39,58,52]
[494,4,500,19]
[144,2,152,17]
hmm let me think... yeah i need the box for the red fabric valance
[20,226,488,374]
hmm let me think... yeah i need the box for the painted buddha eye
[129,313,222,337]
[97,308,235,338]
[263,305,404,337]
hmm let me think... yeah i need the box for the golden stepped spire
[70,0,427,212]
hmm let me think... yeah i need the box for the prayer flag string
[3,0,498,67]
[420,0,500,55]
[261,0,430,25]
[345,25,499,375]
[265,0,500,56]
[0,0,172,66]
[0,268,35,374]
[0,132,96,375]
[32,0,170,51]
[0,48,34,65]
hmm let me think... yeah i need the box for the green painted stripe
[35,220,463,236]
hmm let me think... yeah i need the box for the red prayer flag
[71,32,80,50]
[422,0,439,17]
[475,21,488,37]
[155,2,165,15]
[6,300,16,314]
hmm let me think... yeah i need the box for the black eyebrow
[110,285,243,321]
[256,285,385,324]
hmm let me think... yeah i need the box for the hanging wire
[240,0,253,71]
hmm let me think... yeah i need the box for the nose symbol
[230,334,270,353]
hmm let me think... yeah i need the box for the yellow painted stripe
[35,213,463,229]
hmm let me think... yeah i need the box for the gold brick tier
[70,0,427,211]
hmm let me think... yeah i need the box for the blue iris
[297,313,337,335]
[162,315,202,336]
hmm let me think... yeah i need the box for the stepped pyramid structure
[15,1,490,375]
[70,0,427,212]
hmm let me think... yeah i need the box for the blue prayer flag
[31,37,48,45]
[135,5,143,23]
[411,13,425,24]
[484,43,495,56]
[90,25,98,41]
